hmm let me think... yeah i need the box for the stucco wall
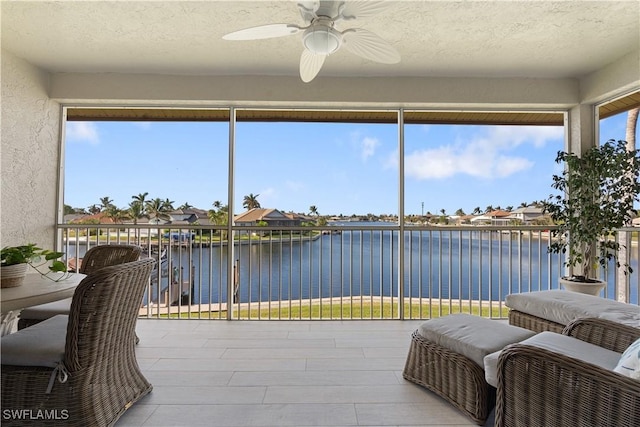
[1,49,60,249]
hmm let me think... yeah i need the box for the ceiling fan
[222,1,401,83]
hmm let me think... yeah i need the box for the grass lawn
[157,300,510,320]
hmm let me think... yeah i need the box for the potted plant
[1,243,68,288]
[543,139,640,295]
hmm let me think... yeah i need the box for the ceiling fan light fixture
[303,26,341,55]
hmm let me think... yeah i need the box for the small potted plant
[543,139,640,295]
[1,243,68,287]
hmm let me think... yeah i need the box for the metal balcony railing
[57,224,640,320]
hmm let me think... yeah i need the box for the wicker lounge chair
[508,310,564,333]
[403,315,535,425]
[1,258,155,426]
[18,244,142,330]
[495,318,640,427]
[505,290,640,333]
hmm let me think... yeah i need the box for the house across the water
[234,208,303,230]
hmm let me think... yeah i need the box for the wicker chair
[1,258,155,427]
[403,330,494,425]
[495,318,640,427]
[507,310,564,333]
[18,244,142,330]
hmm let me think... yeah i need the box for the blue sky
[64,111,635,216]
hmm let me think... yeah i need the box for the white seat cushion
[1,315,68,367]
[483,331,622,387]
[418,314,535,367]
[483,349,502,387]
[506,290,640,327]
[19,297,72,320]
[614,337,640,379]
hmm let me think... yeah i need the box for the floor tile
[115,320,486,426]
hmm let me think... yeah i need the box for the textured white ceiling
[2,1,639,80]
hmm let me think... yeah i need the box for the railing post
[398,108,405,319]
[616,229,629,303]
[226,107,236,320]
[233,259,239,304]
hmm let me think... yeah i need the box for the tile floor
[117,319,495,427]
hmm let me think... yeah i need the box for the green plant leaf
[49,260,67,272]
[543,139,640,278]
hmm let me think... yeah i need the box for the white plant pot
[1,263,28,288]
[559,277,606,296]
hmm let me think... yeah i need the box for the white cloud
[349,131,380,162]
[495,155,534,177]
[360,136,380,161]
[66,122,99,144]
[488,125,564,148]
[258,187,276,206]
[405,125,559,180]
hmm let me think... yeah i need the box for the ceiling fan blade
[299,49,326,83]
[341,28,400,64]
[339,1,391,20]
[298,1,320,24]
[222,24,302,41]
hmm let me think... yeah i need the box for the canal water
[66,227,639,306]
[148,228,639,305]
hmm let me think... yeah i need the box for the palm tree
[440,208,446,216]
[618,107,639,299]
[131,192,148,216]
[485,205,494,213]
[625,107,638,151]
[163,198,175,211]
[208,205,229,239]
[87,204,101,215]
[128,201,144,225]
[99,196,114,212]
[207,209,223,225]
[145,198,162,218]
[145,198,172,222]
[212,200,222,210]
[472,207,481,215]
[104,205,127,224]
[127,201,145,239]
[455,208,465,216]
[132,192,148,204]
[309,205,319,216]
[243,193,261,210]
[178,202,193,210]
[505,206,513,212]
